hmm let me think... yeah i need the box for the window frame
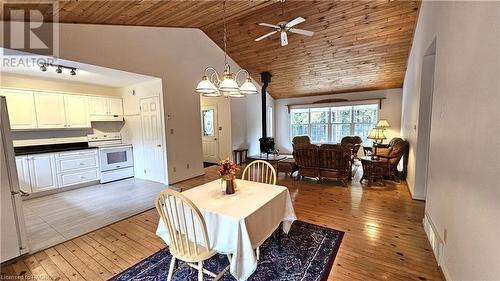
[290,103,379,146]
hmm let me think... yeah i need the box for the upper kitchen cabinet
[64,95,91,128]
[0,89,38,130]
[89,96,124,121]
[34,91,66,129]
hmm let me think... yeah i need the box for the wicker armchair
[375,138,409,181]
[294,144,320,180]
[318,144,351,186]
[341,136,363,179]
[292,135,312,149]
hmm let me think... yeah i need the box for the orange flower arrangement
[218,158,239,181]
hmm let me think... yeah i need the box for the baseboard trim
[423,213,451,281]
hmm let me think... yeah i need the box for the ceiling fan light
[239,78,258,95]
[195,76,218,94]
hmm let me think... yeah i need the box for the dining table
[156,178,297,281]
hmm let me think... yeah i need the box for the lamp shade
[195,76,218,94]
[219,75,240,92]
[367,128,386,140]
[239,78,258,95]
[376,119,390,129]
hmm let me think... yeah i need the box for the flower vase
[225,179,236,194]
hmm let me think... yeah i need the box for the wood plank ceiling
[6,0,420,99]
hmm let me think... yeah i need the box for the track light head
[70,69,76,76]
[40,64,47,72]
[56,67,62,74]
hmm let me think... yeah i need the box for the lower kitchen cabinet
[15,149,100,195]
[28,153,58,193]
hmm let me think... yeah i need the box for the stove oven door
[99,146,133,172]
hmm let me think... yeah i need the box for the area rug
[110,220,344,281]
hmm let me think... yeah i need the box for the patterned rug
[110,220,344,281]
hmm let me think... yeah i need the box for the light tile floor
[22,178,168,253]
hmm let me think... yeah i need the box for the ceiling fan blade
[280,31,288,46]
[289,28,314,36]
[258,23,280,28]
[255,30,278,41]
[285,17,305,28]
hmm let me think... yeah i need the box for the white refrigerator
[0,96,29,262]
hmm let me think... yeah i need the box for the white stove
[88,134,134,183]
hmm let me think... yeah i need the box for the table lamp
[367,128,386,160]
[376,119,390,131]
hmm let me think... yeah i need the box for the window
[290,104,378,146]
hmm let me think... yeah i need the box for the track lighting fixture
[38,63,78,76]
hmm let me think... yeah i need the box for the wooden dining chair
[155,189,230,281]
[241,160,277,185]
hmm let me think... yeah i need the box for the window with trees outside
[290,104,378,146]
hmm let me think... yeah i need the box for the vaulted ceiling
[6,0,420,99]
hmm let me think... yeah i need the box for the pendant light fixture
[195,0,258,97]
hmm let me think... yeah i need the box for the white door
[107,98,123,116]
[140,97,165,183]
[34,92,66,128]
[89,96,107,115]
[1,89,38,129]
[29,153,58,192]
[201,105,219,163]
[15,156,32,193]
[64,95,90,128]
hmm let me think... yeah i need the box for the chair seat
[169,233,217,262]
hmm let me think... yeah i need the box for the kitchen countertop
[14,142,96,156]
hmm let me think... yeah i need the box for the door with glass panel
[201,105,219,163]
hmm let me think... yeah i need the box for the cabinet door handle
[79,163,85,166]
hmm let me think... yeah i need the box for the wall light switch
[173,167,176,172]
[170,129,174,134]
[219,126,222,131]
[187,164,190,169]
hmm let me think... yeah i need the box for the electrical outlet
[170,129,174,134]
[443,228,448,244]
[187,164,190,169]
[173,167,176,172]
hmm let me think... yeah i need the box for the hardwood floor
[1,164,443,281]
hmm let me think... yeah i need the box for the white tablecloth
[156,179,296,281]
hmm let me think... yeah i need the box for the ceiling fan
[255,17,314,47]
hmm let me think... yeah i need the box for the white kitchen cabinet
[64,95,90,128]
[107,98,123,116]
[28,153,58,193]
[15,156,32,193]
[1,89,38,130]
[89,96,123,121]
[89,96,107,115]
[34,92,66,129]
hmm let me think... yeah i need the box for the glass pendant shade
[195,76,218,94]
[219,75,240,92]
[239,78,258,95]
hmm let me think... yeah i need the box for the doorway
[201,105,219,164]
[415,39,437,199]
[140,96,166,183]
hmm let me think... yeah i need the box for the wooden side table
[360,156,388,186]
[233,149,248,165]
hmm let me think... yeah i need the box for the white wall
[401,1,500,280]
[4,23,263,184]
[275,88,402,154]
[230,92,275,156]
[119,79,167,183]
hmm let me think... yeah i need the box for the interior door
[201,105,219,163]
[1,89,38,129]
[64,95,90,128]
[140,97,165,183]
[34,92,66,128]
[29,153,58,192]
